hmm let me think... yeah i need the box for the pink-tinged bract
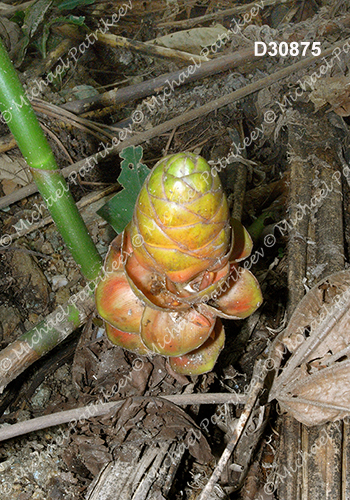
[140,306,216,356]
[95,272,144,333]
[209,266,263,319]
[169,319,225,375]
[105,322,150,356]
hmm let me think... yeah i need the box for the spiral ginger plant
[96,152,262,375]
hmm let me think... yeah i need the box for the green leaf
[14,0,53,66]
[39,16,86,58]
[97,145,150,234]
[57,0,95,10]
[22,0,53,37]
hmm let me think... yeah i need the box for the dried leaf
[0,17,22,58]
[2,179,18,195]
[67,396,213,477]
[0,153,32,186]
[149,24,228,54]
[269,269,350,426]
[309,75,350,116]
[102,397,213,464]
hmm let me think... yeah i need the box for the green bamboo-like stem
[0,39,102,280]
[0,40,103,386]
[0,290,96,392]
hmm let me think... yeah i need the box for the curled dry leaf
[148,24,229,54]
[0,153,33,186]
[66,397,213,477]
[309,75,350,116]
[0,18,22,58]
[269,269,350,426]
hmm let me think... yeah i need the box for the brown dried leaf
[1,178,18,195]
[66,397,213,478]
[309,75,350,116]
[269,269,350,426]
[73,435,113,476]
[0,153,32,186]
[102,397,213,464]
[148,24,228,54]
[0,17,22,58]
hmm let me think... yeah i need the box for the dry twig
[157,0,290,28]
[198,360,265,500]
[95,32,208,64]
[62,47,255,115]
[0,392,247,443]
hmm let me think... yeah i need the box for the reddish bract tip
[140,307,216,357]
[105,322,150,356]
[169,319,225,375]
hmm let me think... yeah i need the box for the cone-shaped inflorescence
[95,152,262,375]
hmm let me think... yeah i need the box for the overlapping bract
[95,152,262,375]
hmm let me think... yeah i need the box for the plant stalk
[0,38,102,280]
[0,290,96,392]
[0,40,103,389]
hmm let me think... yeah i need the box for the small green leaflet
[14,0,53,67]
[57,0,95,10]
[39,16,86,58]
[97,145,150,234]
